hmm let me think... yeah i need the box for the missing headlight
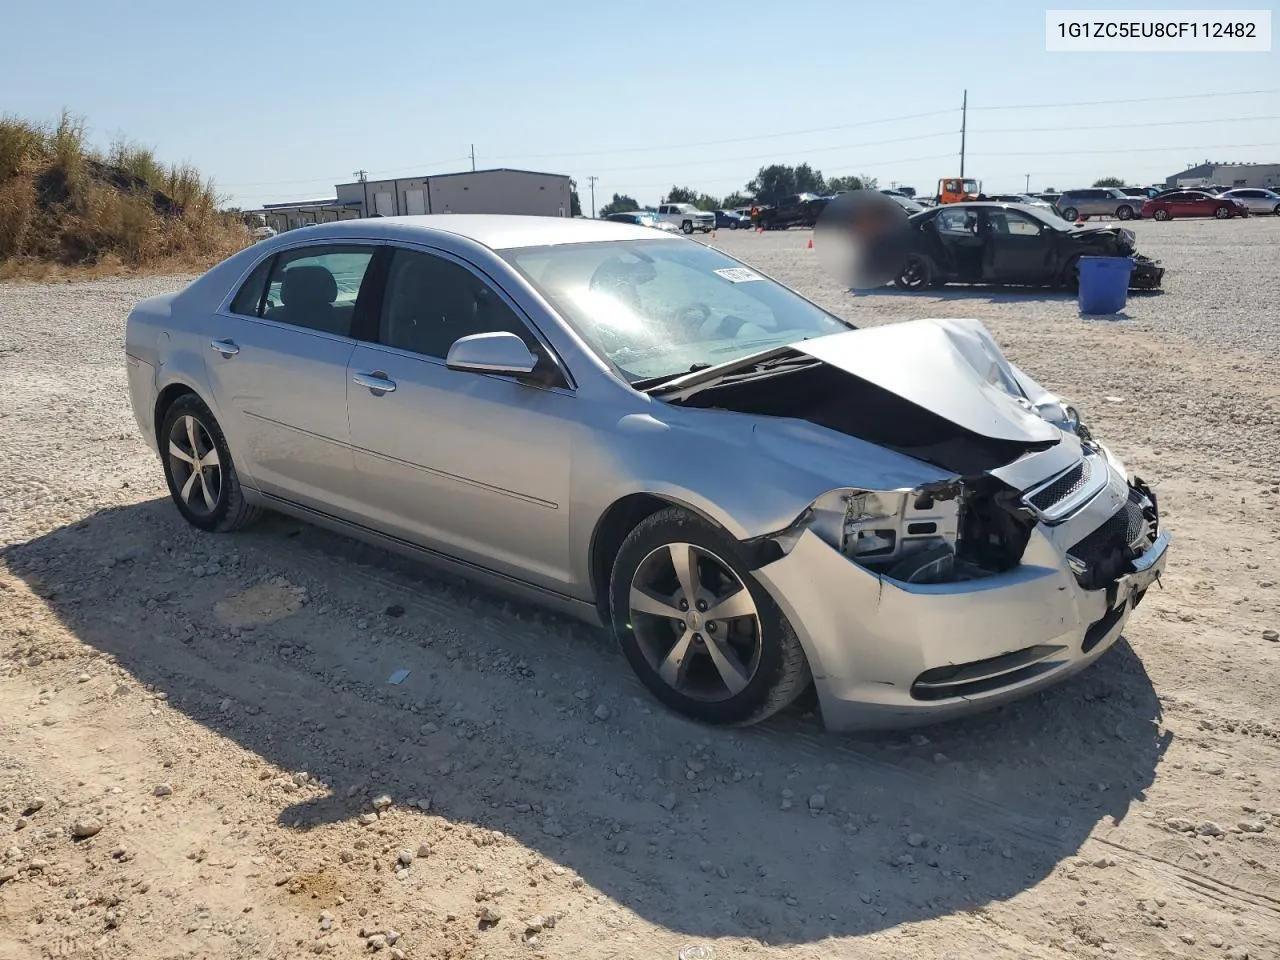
[801,478,1033,585]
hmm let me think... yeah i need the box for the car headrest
[281,265,338,307]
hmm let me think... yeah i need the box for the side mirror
[445,331,538,377]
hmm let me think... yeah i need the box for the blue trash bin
[1077,256,1133,315]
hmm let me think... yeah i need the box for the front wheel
[681,220,694,234]
[609,508,811,727]
[160,393,261,533]
[1214,205,1232,219]
[1153,209,1171,221]
[1061,255,1082,291]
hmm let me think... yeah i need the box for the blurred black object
[814,191,912,291]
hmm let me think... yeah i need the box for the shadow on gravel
[3,499,1171,945]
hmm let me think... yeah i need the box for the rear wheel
[159,394,261,533]
[609,508,811,727]
[1116,205,1135,221]
[895,254,935,290]
[1061,207,1079,221]
[1214,205,1232,219]
[1153,209,1171,221]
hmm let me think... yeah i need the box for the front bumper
[1130,255,1164,290]
[754,475,1170,732]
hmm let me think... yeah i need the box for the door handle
[353,371,397,394]
[210,339,240,357]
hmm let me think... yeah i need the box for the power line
[219,155,472,188]
[586,130,957,175]
[973,114,1280,135]
[482,109,959,163]
[972,141,1280,157]
[970,87,1280,112]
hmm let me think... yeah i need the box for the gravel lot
[1,217,1278,960]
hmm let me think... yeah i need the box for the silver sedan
[124,215,1170,731]
[1217,188,1280,216]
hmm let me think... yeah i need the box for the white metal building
[250,168,573,233]
[1164,161,1280,189]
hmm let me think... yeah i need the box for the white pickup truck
[655,202,715,234]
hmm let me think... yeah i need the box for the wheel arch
[586,491,785,623]
[153,380,206,452]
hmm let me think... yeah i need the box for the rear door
[932,207,983,281]
[204,242,378,515]
[344,245,578,591]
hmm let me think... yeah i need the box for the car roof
[261,214,670,251]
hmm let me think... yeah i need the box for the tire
[1214,205,1232,219]
[608,507,811,727]
[895,253,935,290]
[1061,255,1082,291]
[159,393,262,533]
[730,221,740,230]
[1061,207,1079,222]
[1153,209,1171,221]
[1273,204,1280,216]
[681,220,694,235]
[1116,205,1134,221]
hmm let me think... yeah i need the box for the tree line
[594,163,878,218]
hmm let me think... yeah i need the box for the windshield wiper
[632,362,713,390]
[646,352,820,397]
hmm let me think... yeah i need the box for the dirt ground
[1,217,1278,960]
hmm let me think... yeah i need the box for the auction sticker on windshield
[714,267,764,283]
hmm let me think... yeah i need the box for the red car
[1142,191,1249,221]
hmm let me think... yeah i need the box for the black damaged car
[895,202,1164,291]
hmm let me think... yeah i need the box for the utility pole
[959,89,967,177]
[586,175,599,218]
[354,170,369,218]
[1025,173,1031,192]
[469,145,476,171]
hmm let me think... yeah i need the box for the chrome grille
[1028,459,1091,511]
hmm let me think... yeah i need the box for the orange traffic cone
[807,237,814,249]
[711,230,717,239]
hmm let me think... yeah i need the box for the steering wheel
[673,302,711,328]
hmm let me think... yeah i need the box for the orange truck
[937,177,982,204]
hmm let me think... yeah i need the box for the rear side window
[229,256,274,316]
[260,246,376,337]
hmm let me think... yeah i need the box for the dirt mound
[0,112,248,274]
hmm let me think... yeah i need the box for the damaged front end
[797,477,1035,585]
[657,317,1170,727]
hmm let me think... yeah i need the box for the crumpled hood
[793,318,1062,445]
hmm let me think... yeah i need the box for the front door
[344,246,577,591]
[981,208,1054,283]
[203,243,377,515]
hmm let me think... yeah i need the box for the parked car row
[1053,185,1279,221]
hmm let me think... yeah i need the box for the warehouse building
[250,168,573,234]
[1164,161,1280,189]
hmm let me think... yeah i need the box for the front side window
[500,239,851,382]
[986,209,1041,236]
[252,245,375,336]
[379,249,532,359]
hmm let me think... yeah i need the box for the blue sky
[1,0,1275,209]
